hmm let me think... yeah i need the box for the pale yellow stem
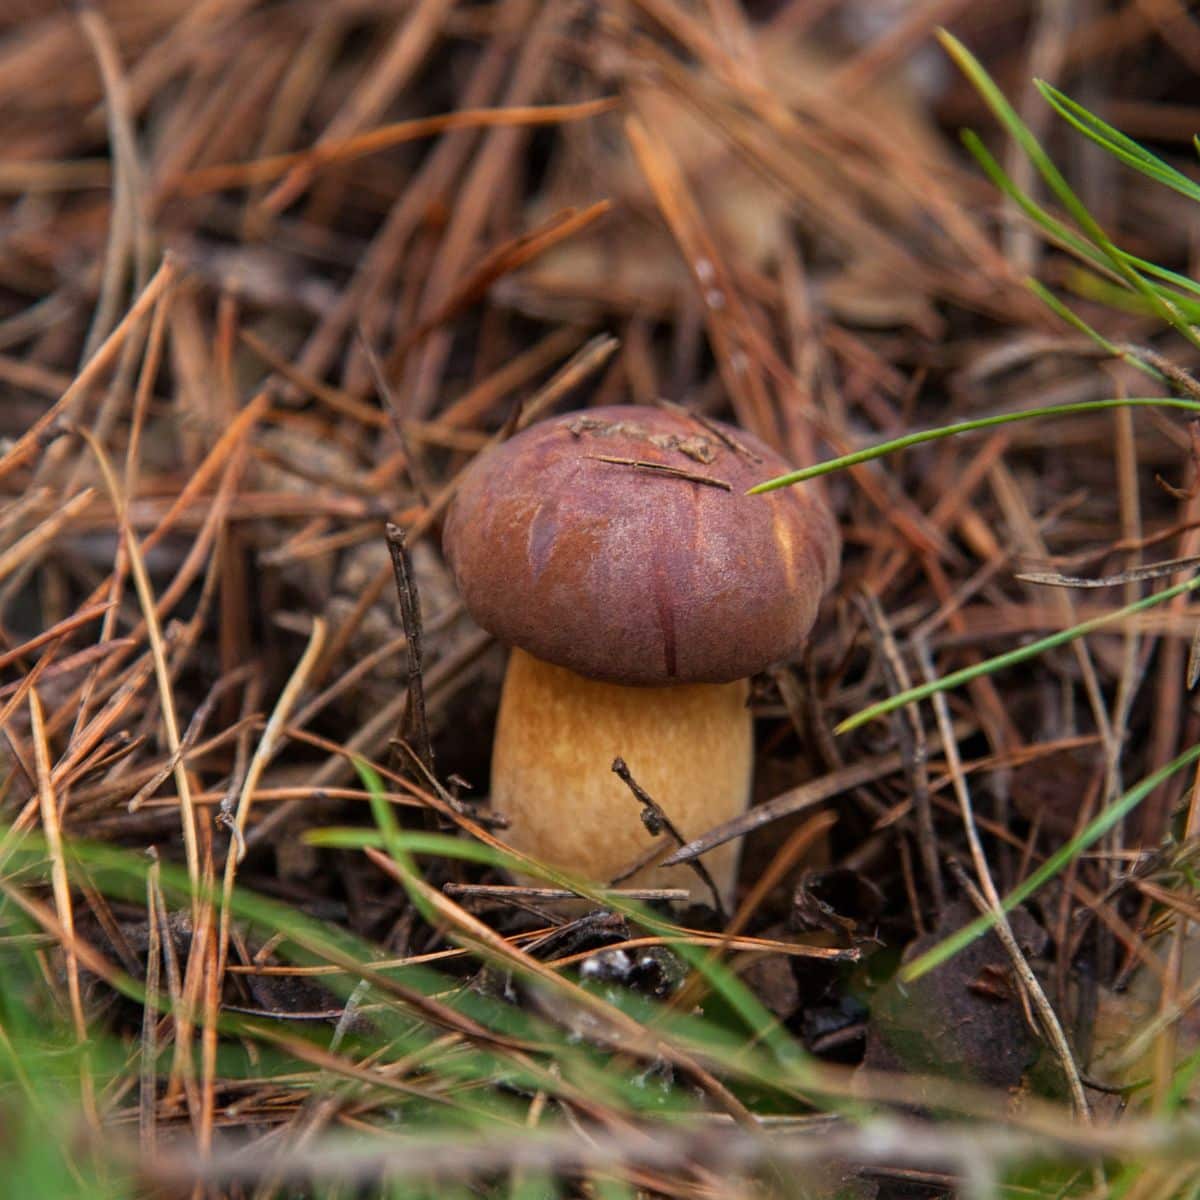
[491,648,752,903]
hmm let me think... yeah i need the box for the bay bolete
[442,405,839,903]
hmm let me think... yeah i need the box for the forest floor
[2,2,1200,1197]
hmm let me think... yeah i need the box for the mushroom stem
[491,648,752,904]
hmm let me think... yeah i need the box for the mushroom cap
[442,405,840,685]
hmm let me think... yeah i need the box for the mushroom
[442,405,839,903]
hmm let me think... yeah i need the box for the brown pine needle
[0,602,113,672]
[29,688,97,1128]
[0,489,96,585]
[170,98,619,196]
[584,455,733,490]
[0,255,176,483]
[77,429,201,898]
[139,854,161,1157]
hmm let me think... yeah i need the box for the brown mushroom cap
[442,405,840,685]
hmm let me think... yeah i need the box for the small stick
[857,591,945,919]
[584,456,732,491]
[359,329,433,506]
[444,883,691,903]
[1016,553,1200,588]
[386,523,434,777]
[611,757,727,921]
[917,637,1091,1124]
[660,716,976,868]
[949,860,1092,1124]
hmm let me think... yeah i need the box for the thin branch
[585,456,733,490]
[385,523,433,778]
[611,756,727,921]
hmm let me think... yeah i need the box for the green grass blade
[1167,1047,1200,1111]
[16,817,832,1106]
[1018,278,1182,386]
[901,741,1200,982]
[748,396,1200,493]
[962,130,1200,318]
[835,571,1200,736]
[1067,268,1200,322]
[938,29,1200,350]
[1025,279,1123,353]
[352,756,442,929]
[959,130,1105,265]
[937,31,1096,233]
[1122,254,1200,301]
[7,825,689,1117]
[1037,80,1200,203]
[309,821,823,1080]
